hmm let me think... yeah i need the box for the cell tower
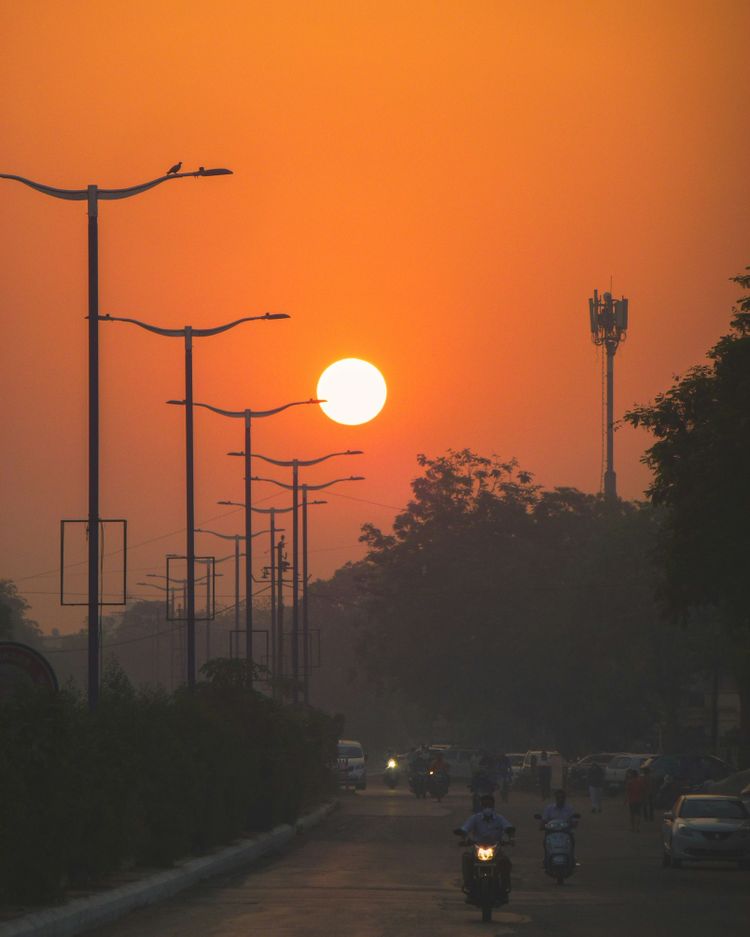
[588,289,629,501]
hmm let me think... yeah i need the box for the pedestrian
[587,760,605,813]
[497,752,513,803]
[537,750,552,800]
[624,768,645,832]
[641,765,654,821]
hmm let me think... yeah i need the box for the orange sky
[1,0,748,634]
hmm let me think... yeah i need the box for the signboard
[0,642,58,699]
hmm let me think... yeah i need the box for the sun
[317,358,387,425]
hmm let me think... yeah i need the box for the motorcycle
[428,768,450,801]
[535,812,580,884]
[383,757,400,789]
[454,828,515,923]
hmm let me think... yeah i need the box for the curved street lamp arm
[99,314,186,337]
[217,499,295,515]
[252,476,293,491]
[196,527,270,540]
[301,476,366,491]
[102,311,288,338]
[248,398,323,419]
[191,312,289,337]
[234,449,363,467]
[0,168,232,201]
[177,397,322,419]
[195,528,244,541]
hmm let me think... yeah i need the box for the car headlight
[387,759,397,769]
[677,826,696,838]
[476,846,495,862]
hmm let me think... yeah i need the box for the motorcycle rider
[454,793,514,900]
[430,750,449,775]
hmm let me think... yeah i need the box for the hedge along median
[0,660,342,907]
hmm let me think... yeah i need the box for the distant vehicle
[568,753,617,789]
[662,794,750,869]
[438,747,478,780]
[644,754,733,804]
[337,739,367,791]
[604,753,653,792]
[517,750,564,789]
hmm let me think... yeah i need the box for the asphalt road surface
[88,784,750,937]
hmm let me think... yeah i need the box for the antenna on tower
[588,288,629,502]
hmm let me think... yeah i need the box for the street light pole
[251,469,364,702]
[102,311,288,687]
[196,527,269,642]
[1,165,232,707]
[177,398,319,679]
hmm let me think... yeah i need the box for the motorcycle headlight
[387,759,397,769]
[475,846,495,862]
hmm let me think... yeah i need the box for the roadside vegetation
[0,661,339,906]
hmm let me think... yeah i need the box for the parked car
[644,754,733,805]
[337,739,367,790]
[604,753,654,792]
[662,794,750,869]
[568,753,617,790]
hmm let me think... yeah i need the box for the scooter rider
[540,789,578,828]
[454,793,514,898]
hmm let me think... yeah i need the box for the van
[337,739,367,790]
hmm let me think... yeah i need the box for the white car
[437,747,477,780]
[604,753,652,791]
[337,739,367,790]
[662,794,750,868]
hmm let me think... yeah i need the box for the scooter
[535,813,580,884]
[384,757,400,789]
[454,828,515,923]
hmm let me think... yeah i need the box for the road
[89,784,750,937]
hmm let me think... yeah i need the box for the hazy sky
[1,0,748,634]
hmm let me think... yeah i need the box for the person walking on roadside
[641,765,654,821]
[624,768,645,832]
[537,750,552,800]
[587,761,605,813]
[497,752,513,804]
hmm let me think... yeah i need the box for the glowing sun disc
[317,358,387,425]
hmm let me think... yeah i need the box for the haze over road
[87,785,750,937]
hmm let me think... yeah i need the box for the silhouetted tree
[0,580,41,646]
[355,450,694,752]
[626,270,750,765]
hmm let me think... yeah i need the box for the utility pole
[276,536,286,699]
[588,289,629,502]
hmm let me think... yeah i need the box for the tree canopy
[625,270,750,763]
[349,450,692,752]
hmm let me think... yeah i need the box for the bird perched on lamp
[166,161,182,175]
